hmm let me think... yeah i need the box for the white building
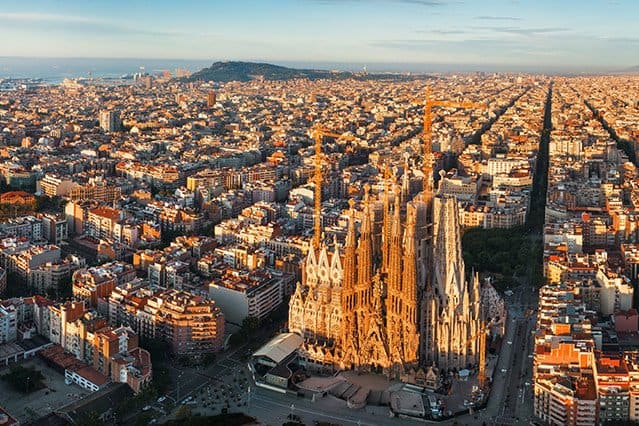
[209,272,285,325]
[484,155,529,179]
[65,367,108,392]
[0,303,17,344]
[39,174,80,197]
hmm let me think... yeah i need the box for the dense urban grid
[0,71,638,426]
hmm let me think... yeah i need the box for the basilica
[288,164,484,377]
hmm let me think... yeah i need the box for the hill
[185,61,430,82]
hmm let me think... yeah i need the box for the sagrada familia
[289,142,484,380]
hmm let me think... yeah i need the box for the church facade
[288,177,483,377]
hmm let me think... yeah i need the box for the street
[247,385,427,426]
[140,275,541,426]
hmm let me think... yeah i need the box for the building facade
[289,182,482,377]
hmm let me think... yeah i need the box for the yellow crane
[415,87,488,205]
[310,126,357,250]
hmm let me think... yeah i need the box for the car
[525,381,531,386]
[528,354,533,359]
[501,368,507,373]
[142,405,151,411]
[157,396,166,403]
[507,341,513,345]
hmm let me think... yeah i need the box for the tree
[1,364,44,393]
[201,352,217,366]
[152,365,172,393]
[134,412,154,426]
[178,355,195,367]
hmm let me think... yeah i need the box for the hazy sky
[1,0,638,71]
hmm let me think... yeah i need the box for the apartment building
[107,284,225,356]
[208,269,287,325]
[86,206,122,240]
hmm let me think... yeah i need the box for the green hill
[185,61,431,82]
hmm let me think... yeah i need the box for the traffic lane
[514,317,536,424]
[503,318,531,423]
[486,306,519,415]
[502,319,525,420]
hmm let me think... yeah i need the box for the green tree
[201,352,217,366]
[134,412,154,426]
[1,364,44,393]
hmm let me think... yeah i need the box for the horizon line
[0,55,637,74]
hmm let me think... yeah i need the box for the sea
[0,57,212,84]
[0,57,617,83]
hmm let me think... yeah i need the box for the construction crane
[310,126,357,250]
[416,87,488,206]
[463,319,489,389]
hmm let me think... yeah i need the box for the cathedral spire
[401,155,411,204]
[402,203,417,302]
[382,165,392,273]
[387,183,403,292]
[400,201,420,365]
[357,184,373,306]
[340,198,359,368]
[343,199,357,292]
[385,184,405,367]
[422,86,434,210]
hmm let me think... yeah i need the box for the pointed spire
[382,166,392,273]
[392,183,401,239]
[387,183,403,294]
[361,183,373,240]
[357,184,373,306]
[402,155,411,204]
[342,198,357,291]
[312,128,323,250]
[345,199,357,249]
[423,86,433,207]
[330,233,343,277]
[340,197,359,364]
[402,204,417,308]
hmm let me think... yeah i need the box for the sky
[0,0,638,72]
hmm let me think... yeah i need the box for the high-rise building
[99,110,120,133]
[289,177,482,378]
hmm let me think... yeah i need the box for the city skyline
[1,0,638,72]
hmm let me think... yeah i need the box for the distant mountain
[185,61,431,82]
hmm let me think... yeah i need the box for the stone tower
[424,195,482,370]
[288,170,482,376]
